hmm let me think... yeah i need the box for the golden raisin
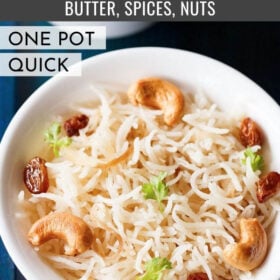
[256,171,280,203]
[240,117,263,147]
[187,272,209,280]
[64,114,89,137]
[23,157,49,194]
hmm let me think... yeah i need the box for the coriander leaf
[137,257,172,280]
[241,148,264,172]
[142,172,168,212]
[44,122,72,157]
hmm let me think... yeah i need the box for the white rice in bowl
[17,82,280,280]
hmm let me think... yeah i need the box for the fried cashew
[28,212,93,256]
[223,218,267,271]
[127,77,184,126]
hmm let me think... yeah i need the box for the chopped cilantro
[241,148,264,172]
[44,122,72,157]
[137,257,172,280]
[142,172,169,212]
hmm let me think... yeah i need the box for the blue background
[1,21,280,279]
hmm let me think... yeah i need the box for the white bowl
[1,47,280,280]
[50,21,153,39]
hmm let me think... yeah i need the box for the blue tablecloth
[1,21,280,280]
